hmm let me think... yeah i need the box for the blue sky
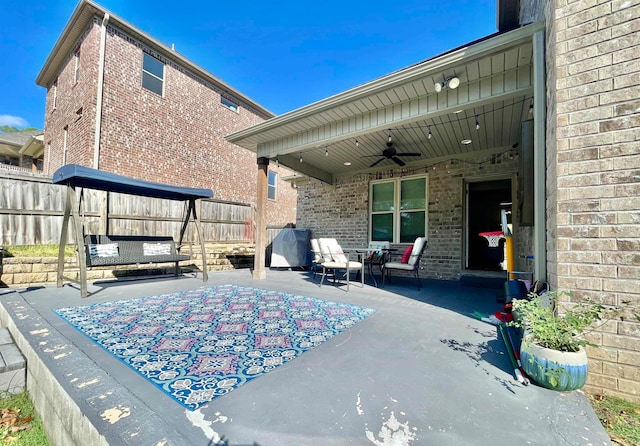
[0,0,498,130]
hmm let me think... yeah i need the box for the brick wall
[44,21,101,173]
[550,0,640,402]
[297,150,523,280]
[42,19,296,227]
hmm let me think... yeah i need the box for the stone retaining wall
[1,244,255,287]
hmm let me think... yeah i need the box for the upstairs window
[74,47,81,82]
[370,175,427,244]
[221,97,239,112]
[268,171,277,200]
[52,79,58,109]
[142,53,164,95]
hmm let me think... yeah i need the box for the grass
[590,393,640,446]
[2,245,75,258]
[0,391,49,445]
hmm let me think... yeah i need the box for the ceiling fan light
[448,76,460,89]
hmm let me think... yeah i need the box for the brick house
[228,0,640,402]
[35,0,297,227]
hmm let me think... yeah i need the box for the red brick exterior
[42,18,296,226]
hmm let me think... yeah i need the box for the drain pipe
[532,30,547,281]
[93,13,109,169]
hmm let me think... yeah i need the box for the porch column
[253,157,269,279]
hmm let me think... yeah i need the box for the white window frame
[142,53,165,96]
[369,174,428,244]
[267,170,277,200]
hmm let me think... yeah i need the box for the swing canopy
[52,164,213,200]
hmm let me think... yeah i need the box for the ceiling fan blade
[391,157,406,166]
[396,152,422,156]
[369,158,386,168]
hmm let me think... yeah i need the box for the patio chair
[317,238,365,291]
[309,238,324,281]
[382,237,427,290]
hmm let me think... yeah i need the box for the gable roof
[35,0,273,118]
[227,22,544,184]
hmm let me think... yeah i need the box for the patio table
[348,247,396,287]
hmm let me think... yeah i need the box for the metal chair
[382,237,427,290]
[317,238,365,291]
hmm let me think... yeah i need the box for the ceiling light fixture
[529,102,534,116]
[434,74,460,92]
[299,153,303,163]
[461,139,472,145]
[325,147,329,156]
[355,139,359,147]
[427,127,432,139]
[344,161,352,166]
[475,117,480,130]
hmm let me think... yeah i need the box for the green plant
[590,393,640,446]
[0,391,50,445]
[510,291,635,353]
[3,245,76,258]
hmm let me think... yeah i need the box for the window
[221,97,239,112]
[74,47,80,82]
[268,171,277,200]
[62,126,69,165]
[370,175,427,243]
[142,53,164,95]
[52,79,58,109]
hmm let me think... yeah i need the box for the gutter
[93,13,109,169]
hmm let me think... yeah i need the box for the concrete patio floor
[0,269,610,446]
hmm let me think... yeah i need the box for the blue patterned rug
[53,285,376,410]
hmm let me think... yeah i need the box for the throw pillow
[88,243,119,258]
[401,245,413,264]
[143,243,172,256]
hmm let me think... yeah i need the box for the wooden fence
[0,168,287,247]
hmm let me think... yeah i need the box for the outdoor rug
[53,285,377,410]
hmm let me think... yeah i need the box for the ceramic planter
[520,341,588,391]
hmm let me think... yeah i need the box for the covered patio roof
[227,22,545,185]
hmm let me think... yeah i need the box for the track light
[434,74,460,93]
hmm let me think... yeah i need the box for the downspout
[532,29,547,281]
[93,13,109,169]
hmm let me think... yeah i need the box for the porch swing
[52,164,213,297]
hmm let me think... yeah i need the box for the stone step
[0,327,26,393]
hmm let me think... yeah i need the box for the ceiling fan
[367,140,421,168]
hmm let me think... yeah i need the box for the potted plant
[510,291,637,391]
